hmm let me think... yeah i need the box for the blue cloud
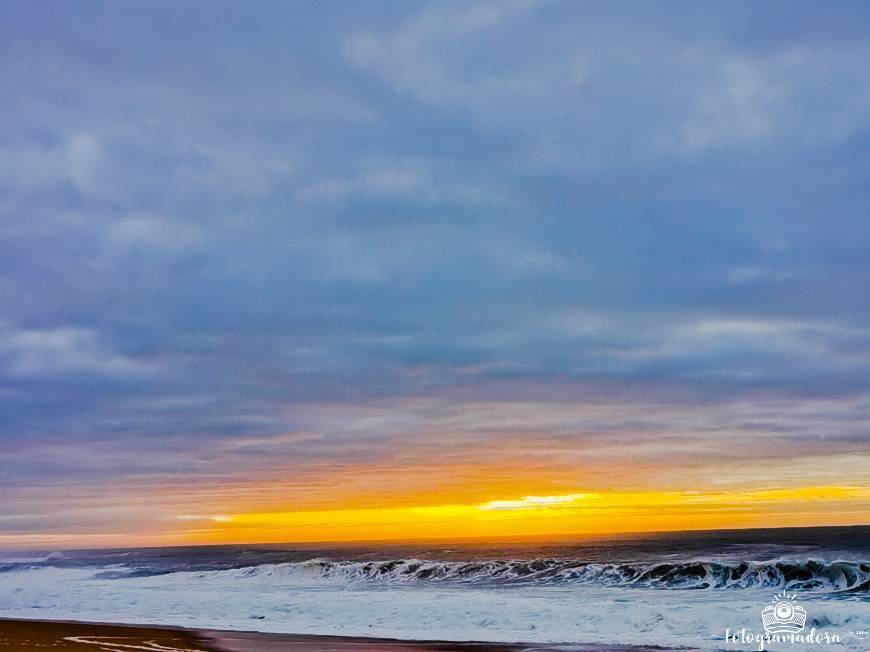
[2,1,870,532]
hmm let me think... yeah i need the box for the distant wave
[6,554,867,593]
[0,551,65,573]
[0,551,63,565]
[230,557,870,592]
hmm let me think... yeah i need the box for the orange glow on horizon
[176,484,870,546]
[4,485,867,550]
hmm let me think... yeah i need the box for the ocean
[1,526,868,649]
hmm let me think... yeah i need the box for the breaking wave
[223,557,870,592]
[0,551,65,574]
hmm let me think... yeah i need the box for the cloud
[1,1,870,540]
[105,216,204,258]
[170,514,232,523]
[0,133,105,196]
[0,328,153,378]
[345,1,870,166]
[64,133,104,195]
[344,1,545,111]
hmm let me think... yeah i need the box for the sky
[1,0,870,548]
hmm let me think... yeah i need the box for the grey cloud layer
[2,1,870,521]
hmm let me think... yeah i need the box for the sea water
[0,526,868,649]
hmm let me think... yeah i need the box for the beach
[0,618,610,651]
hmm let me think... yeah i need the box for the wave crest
[301,558,869,592]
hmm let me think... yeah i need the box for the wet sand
[0,619,686,651]
[0,618,216,651]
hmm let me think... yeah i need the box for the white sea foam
[0,564,868,649]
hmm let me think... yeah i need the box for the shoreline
[0,617,688,651]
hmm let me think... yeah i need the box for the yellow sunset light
[173,485,870,546]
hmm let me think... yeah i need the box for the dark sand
[0,619,683,652]
[0,618,215,651]
[207,630,532,651]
